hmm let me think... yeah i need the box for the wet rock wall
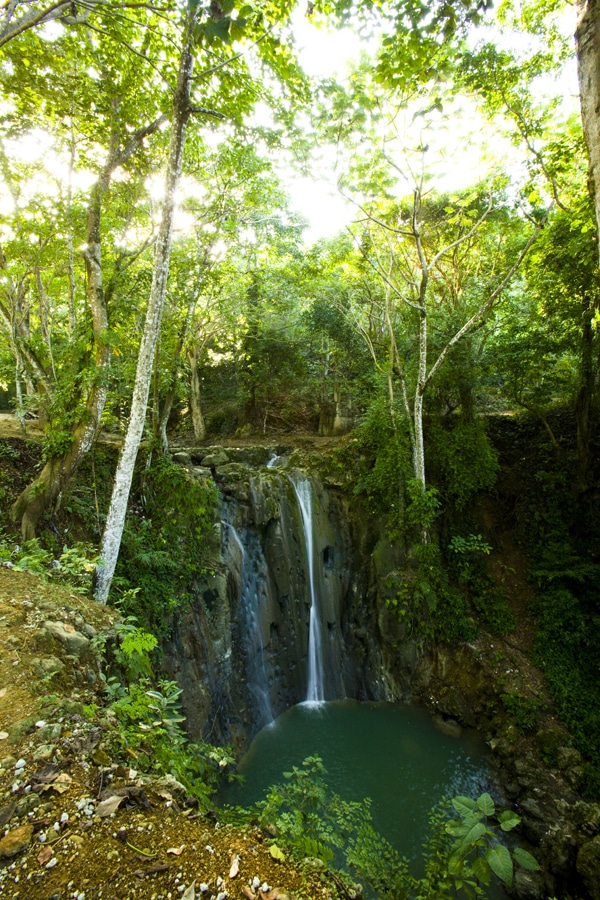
[161,446,418,752]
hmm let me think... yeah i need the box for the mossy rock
[7,716,37,744]
[536,727,567,766]
[577,836,600,900]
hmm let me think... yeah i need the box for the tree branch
[188,105,225,119]
[424,208,551,391]
[338,184,414,238]
[346,224,422,311]
[429,190,493,271]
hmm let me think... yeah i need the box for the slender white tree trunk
[412,202,429,492]
[577,0,600,269]
[10,110,166,540]
[189,347,206,441]
[95,24,195,604]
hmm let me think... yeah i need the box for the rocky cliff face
[160,445,419,752]
[158,444,600,900]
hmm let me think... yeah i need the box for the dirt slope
[0,569,336,900]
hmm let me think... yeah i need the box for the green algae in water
[221,699,507,894]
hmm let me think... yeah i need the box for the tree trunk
[575,296,596,484]
[413,386,426,488]
[10,111,166,540]
[11,413,106,540]
[10,189,110,537]
[95,21,195,604]
[413,206,429,493]
[575,1,600,484]
[10,156,112,538]
[577,0,600,266]
[189,347,206,441]
[157,294,199,452]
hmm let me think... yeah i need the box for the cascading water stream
[288,473,325,704]
[224,522,273,727]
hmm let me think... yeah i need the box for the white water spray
[289,473,325,703]
[225,522,273,726]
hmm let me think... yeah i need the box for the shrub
[228,757,540,899]
[113,455,218,635]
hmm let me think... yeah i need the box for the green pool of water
[221,699,508,893]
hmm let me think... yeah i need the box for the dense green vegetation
[489,416,600,797]
[226,755,539,898]
[2,0,600,894]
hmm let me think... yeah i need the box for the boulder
[42,620,90,656]
[512,868,546,900]
[556,746,582,770]
[201,449,229,467]
[192,466,212,478]
[432,715,462,738]
[577,835,600,900]
[569,800,600,836]
[0,823,34,858]
[31,655,65,677]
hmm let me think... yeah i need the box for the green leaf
[499,809,521,831]
[486,844,513,885]
[230,19,247,39]
[446,811,479,838]
[472,854,492,886]
[446,818,469,837]
[452,796,477,816]
[464,822,487,845]
[476,792,495,817]
[513,847,541,871]
[205,17,232,43]
[269,844,286,861]
[448,851,465,876]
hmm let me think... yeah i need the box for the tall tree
[576,0,600,263]
[94,0,306,602]
[348,184,545,495]
[94,6,200,602]
[2,15,170,538]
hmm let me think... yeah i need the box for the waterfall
[288,473,326,704]
[224,522,273,727]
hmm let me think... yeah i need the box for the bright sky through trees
[283,3,579,242]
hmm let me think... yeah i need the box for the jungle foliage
[489,415,600,797]
[227,755,539,899]
[1,0,600,843]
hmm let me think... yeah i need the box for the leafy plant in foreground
[228,757,540,899]
[0,534,99,591]
[109,679,235,806]
[145,681,187,740]
[228,755,411,898]
[442,792,539,893]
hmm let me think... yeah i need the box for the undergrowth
[88,614,236,807]
[491,415,600,797]
[225,756,539,899]
[343,397,505,646]
[112,454,219,637]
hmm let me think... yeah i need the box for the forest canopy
[0,0,598,598]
